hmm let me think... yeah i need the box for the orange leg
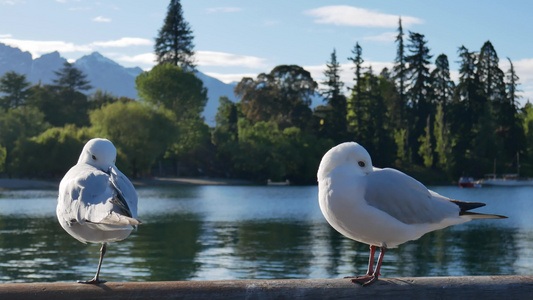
[351,245,386,286]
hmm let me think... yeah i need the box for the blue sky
[1,0,532,102]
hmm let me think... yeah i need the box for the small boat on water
[458,177,482,188]
[482,173,533,186]
[482,154,533,186]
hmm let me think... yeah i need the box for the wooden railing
[1,276,532,299]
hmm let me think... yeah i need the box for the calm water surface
[0,185,531,283]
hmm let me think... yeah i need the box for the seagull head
[78,138,117,171]
[317,142,373,181]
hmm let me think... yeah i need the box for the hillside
[0,43,237,126]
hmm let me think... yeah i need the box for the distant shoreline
[0,177,253,191]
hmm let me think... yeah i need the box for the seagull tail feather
[93,212,142,226]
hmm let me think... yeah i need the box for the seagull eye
[358,161,365,167]
[92,155,97,160]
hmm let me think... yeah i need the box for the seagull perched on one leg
[317,142,506,286]
[57,138,140,284]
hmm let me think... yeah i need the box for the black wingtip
[449,199,486,212]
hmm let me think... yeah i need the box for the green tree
[450,46,481,175]
[418,116,433,168]
[347,42,365,137]
[393,17,407,123]
[394,128,408,164]
[433,103,453,173]
[320,48,347,142]
[0,71,31,110]
[26,84,89,127]
[478,41,523,168]
[352,67,395,167]
[521,103,533,176]
[212,96,240,177]
[88,89,118,110]
[0,144,5,173]
[53,62,92,92]
[431,54,455,108]
[136,63,207,121]
[165,117,211,176]
[405,31,433,163]
[90,100,178,177]
[234,119,288,181]
[10,125,92,177]
[506,57,520,106]
[0,106,50,175]
[155,0,196,71]
[235,65,316,131]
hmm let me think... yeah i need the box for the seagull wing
[109,165,138,220]
[363,168,460,225]
[58,164,139,226]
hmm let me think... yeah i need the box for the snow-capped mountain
[0,43,237,126]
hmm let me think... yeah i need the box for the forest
[0,1,532,185]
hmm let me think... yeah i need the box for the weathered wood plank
[1,276,532,300]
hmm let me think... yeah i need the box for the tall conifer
[155,0,196,71]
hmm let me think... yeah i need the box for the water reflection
[0,185,530,282]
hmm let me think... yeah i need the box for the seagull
[317,142,506,286]
[57,138,140,284]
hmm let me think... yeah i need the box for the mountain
[0,43,237,126]
[73,52,143,100]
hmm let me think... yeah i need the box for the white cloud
[0,33,12,38]
[116,53,156,66]
[263,20,281,26]
[91,37,152,48]
[304,6,423,28]
[68,6,91,11]
[2,0,25,5]
[505,58,533,102]
[204,72,257,84]
[364,31,397,42]
[510,58,533,84]
[92,16,111,23]
[206,7,242,13]
[196,51,268,69]
[0,38,91,57]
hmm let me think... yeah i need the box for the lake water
[0,185,531,283]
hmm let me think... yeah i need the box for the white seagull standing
[57,138,140,284]
[317,142,506,286]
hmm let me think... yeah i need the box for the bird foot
[77,278,106,284]
[350,274,378,286]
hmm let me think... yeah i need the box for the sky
[1,0,533,103]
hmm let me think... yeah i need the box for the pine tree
[53,62,92,92]
[433,103,453,172]
[347,42,365,137]
[155,0,196,71]
[418,115,433,168]
[478,41,506,102]
[392,18,409,163]
[405,31,432,163]
[320,49,347,142]
[431,54,455,108]
[505,57,520,107]
[0,71,31,110]
[452,46,481,175]
[393,18,407,122]
[477,41,522,165]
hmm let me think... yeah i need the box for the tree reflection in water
[0,185,527,282]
